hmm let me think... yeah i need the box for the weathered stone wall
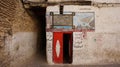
[10,0,39,67]
[0,0,39,67]
[0,0,16,67]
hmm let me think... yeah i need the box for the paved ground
[21,54,120,67]
[24,65,120,67]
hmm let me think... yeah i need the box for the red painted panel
[53,32,63,63]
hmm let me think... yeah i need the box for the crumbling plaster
[0,0,39,67]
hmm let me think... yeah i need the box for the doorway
[53,32,73,64]
[63,33,73,63]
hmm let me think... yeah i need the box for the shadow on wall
[26,6,47,62]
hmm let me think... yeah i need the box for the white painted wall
[46,32,54,64]
[46,5,59,14]
[46,5,120,64]
[64,5,120,64]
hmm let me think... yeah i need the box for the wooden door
[53,32,63,63]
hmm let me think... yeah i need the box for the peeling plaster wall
[10,0,38,67]
[46,5,120,64]
[10,33,37,67]
[0,0,16,66]
[0,0,38,67]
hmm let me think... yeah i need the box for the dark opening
[63,33,73,64]
[77,1,92,5]
[60,5,63,14]
[28,6,47,63]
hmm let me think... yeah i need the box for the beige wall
[10,0,38,67]
[0,0,16,66]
